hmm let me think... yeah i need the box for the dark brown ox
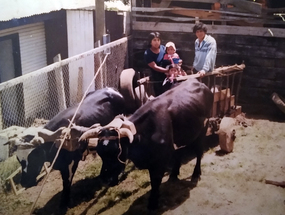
[79,78,214,210]
[16,88,125,208]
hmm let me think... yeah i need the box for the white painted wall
[66,10,95,104]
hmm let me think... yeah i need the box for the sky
[0,0,95,21]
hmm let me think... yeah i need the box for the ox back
[130,77,213,148]
[45,88,126,131]
[17,87,125,209]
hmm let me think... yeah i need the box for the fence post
[77,67,83,103]
[53,54,67,110]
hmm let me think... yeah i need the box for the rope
[114,128,127,165]
[29,53,110,215]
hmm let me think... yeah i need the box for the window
[0,33,22,83]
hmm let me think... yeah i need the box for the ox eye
[103,140,109,146]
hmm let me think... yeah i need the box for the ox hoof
[188,175,201,186]
[168,174,179,182]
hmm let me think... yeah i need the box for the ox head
[15,127,65,187]
[79,117,136,186]
[16,125,88,188]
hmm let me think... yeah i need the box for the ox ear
[79,126,102,141]
[119,128,134,143]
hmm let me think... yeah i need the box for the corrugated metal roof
[0,0,130,22]
[0,0,95,22]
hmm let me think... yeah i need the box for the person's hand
[198,70,206,77]
[169,74,175,83]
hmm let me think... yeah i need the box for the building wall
[45,10,68,65]
[132,31,285,119]
[0,22,47,75]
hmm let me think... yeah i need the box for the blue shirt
[193,34,217,73]
[144,45,166,81]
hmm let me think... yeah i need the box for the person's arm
[148,61,168,73]
[200,39,217,76]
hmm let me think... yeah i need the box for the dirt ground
[0,117,285,215]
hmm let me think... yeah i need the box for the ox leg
[148,167,165,210]
[191,135,205,181]
[60,160,79,208]
[169,151,181,181]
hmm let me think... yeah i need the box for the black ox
[16,87,125,207]
[79,78,214,210]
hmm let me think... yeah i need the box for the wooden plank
[132,21,285,38]
[151,0,173,25]
[214,88,231,103]
[265,179,285,188]
[232,0,262,15]
[132,14,285,25]
[6,166,25,195]
[132,7,261,17]
[168,7,220,19]
[148,0,234,3]
[149,0,262,14]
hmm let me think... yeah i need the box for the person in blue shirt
[144,32,168,96]
[192,22,217,77]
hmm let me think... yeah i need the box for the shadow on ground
[33,176,103,215]
[122,134,220,215]
[122,178,198,215]
[32,134,220,215]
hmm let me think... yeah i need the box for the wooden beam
[133,21,285,38]
[168,7,220,19]
[95,0,105,43]
[132,14,285,25]
[232,0,262,15]
[148,0,235,4]
[132,7,261,18]
[152,0,173,26]
[265,179,285,188]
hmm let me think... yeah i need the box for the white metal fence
[0,37,129,129]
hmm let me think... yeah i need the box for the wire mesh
[0,37,129,129]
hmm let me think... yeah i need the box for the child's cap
[165,42,176,51]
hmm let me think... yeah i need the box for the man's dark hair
[148,32,161,47]
[192,22,207,34]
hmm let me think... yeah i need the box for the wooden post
[53,54,67,110]
[77,67,83,103]
[6,167,25,195]
[95,0,105,44]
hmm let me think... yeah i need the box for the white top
[193,34,217,73]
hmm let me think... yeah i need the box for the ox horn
[38,127,65,142]
[79,126,102,141]
[119,128,134,143]
[30,136,45,145]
